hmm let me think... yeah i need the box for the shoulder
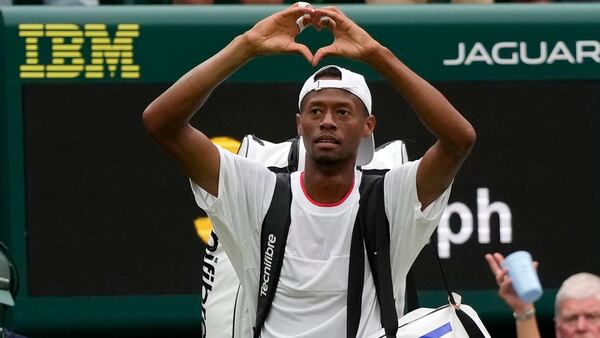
[384,160,420,188]
[219,146,275,177]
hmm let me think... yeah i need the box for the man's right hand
[145,4,321,198]
[243,4,319,63]
[485,253,535,314]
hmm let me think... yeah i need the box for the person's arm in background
[311,7,476,210]
[486,253,542,338]
[142,4,317,197]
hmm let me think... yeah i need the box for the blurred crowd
[2,0,598,8]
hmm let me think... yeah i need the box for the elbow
[457,124,476,157]
[142,103,159,137]
[442,123,476,159]
[142,102,173,141]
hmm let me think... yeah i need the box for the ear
[296,113,303,136]
[364,114,376,136]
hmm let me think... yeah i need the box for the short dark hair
[313,66,342,81]
[302,66,369,116]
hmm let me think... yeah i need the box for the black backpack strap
[360,170,419,316]
[431,237,487,338]
[253,173,292,338]
[347,203,366,338]
[348,174,398,338]
[404,267,419,313]
[362,175,398,338]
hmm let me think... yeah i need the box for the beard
[312,152,340,165]
[310,149,358,167]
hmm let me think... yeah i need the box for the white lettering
[576,40,600,63]
[438,202,473,259]
[520,41,547,65]
[260,234,277,297]
[443,42,466,66]
[465,42,493,65]
[477,188,512,244]
[437,188,513,258]
[547,41,576,64]
[492,42,518,65]
[201,253,218,303]
[444,40,600,66]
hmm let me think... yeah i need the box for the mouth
[315,135,340,145]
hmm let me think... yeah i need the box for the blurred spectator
[494,0,549,3]
[171,0,285,4]
[486,252,600,338]
[45,0,98,4]
[239,0,283,4]
[171,0,213,4]
[1,0,97,5]
[3,330,28,338]
[366,0,493,4]
[0,243,28,338]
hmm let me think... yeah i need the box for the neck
[302,158,356,205]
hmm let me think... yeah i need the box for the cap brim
[356,134,375,167]
[0,289,14,306]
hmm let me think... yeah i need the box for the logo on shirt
[260,234,276,297]
[201,231,219,338]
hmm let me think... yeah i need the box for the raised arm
[312,7,476,209]
[142,4,317,196]
[486,253,541,338]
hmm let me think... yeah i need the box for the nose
[319,111,337,130]
[576,315,589,331]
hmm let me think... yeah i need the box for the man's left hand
[311,7,381,66]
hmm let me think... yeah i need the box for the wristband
[513,307,535,321]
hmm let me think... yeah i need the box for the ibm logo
[19,23,140,79]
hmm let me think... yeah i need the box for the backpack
[201,136,414,338]
[254,172,401,338]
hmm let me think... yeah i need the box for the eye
[586,313,600,324]
[310,108,322,115]
[337,109,350,116]
[563,315,578,324]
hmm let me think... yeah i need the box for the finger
[502,275,514,289]
[285,41,314,63]
[312,44,339,66]
[533,261,539,269]
[314,7,347,24]
[493,252,505,266]
[282,3,315,19]
[294,1,311,7]
[320,15,335,31]
[485,253,502,275]
[314,8,350,35]
[318,5,341,13]
[296,14,311,33]
[497,269,509,284]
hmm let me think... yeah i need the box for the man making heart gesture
[143,4,475,338]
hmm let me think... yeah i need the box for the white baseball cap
[298,65,374,166]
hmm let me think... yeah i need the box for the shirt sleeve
[383,159,452,311]
[189,146,277,271]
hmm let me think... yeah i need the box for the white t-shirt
[191,147,451,338]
